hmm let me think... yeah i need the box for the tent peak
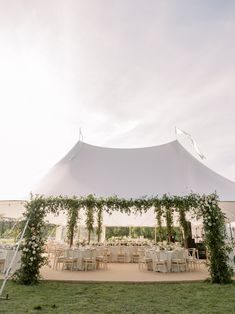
[77,139,179,151]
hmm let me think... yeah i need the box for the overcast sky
[0,0,235,199]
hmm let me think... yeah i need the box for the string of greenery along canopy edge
[13,192,233,284]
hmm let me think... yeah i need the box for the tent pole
[0,218,30,298]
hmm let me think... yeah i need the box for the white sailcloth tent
[34,140,235,225]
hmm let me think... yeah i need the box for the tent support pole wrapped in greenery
[14,193,233,285]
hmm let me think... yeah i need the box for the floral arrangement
[13,200,47,284]
[197,193,233,283]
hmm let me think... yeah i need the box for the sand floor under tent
[38,262,210,282]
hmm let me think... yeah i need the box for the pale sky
[0,0,235,200]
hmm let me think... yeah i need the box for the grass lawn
[0,280,235,314]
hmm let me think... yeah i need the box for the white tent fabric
[31,140,235,225]
[34,140,235,201]
[0,142,234,227]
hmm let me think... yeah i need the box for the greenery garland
[96,204,103,243]
[175,197,190,247]
[162,195,174,243]
[85,195,95,243]
[66,205,79,247]
[14,192,233,285]
[198,193,233,283]
[155,205,163,242]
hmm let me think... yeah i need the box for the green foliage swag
[15,193,232,285]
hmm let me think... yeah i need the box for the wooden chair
[96,249,108,270]
[132,248,141,263]
[53,249,66,270]
[117,246,126,263]
[186,248,200,271]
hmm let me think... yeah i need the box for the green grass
[0,281,235,314]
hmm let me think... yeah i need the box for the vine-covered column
[176,198,190,248]
[66,205,79,247]
[154,204,163,242]
[14,197,47,284]
[85,195,95,243]
[200,193,232,283]
[162,195,174,243]
[96,204,103,243]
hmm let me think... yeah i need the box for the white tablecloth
[0,249,22,274]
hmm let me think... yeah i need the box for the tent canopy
[34,140,235,202]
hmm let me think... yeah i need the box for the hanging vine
[66,204,79,247]
[85,195,95,243]
[96,204,103,243]
[155,204,163,242]
[162,195,174,243]
[175,197,190,248]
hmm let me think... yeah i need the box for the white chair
[132,248,143,263]
[138,250,153,271]
[61,249,78,271]
[153,251,168,272]
[186,248,200,271]
[53,249,66,270]
[171,249,187,272]
[83,249,96,271]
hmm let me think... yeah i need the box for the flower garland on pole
[198,193,232,283]
[13,193,233,285]
[13,196,48,284]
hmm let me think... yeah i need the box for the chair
[45,242,56,259]
[61,249,78,271]
[53,249,67,270]
[138,251,153,271]
[171,249,187,272]
[96,249,108,270]
[83,249,96,271]
[132,248,141,263]
[105,248,112,263]
[153,251,168,272]
[117,246,126,263]
[186,248,200,271]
